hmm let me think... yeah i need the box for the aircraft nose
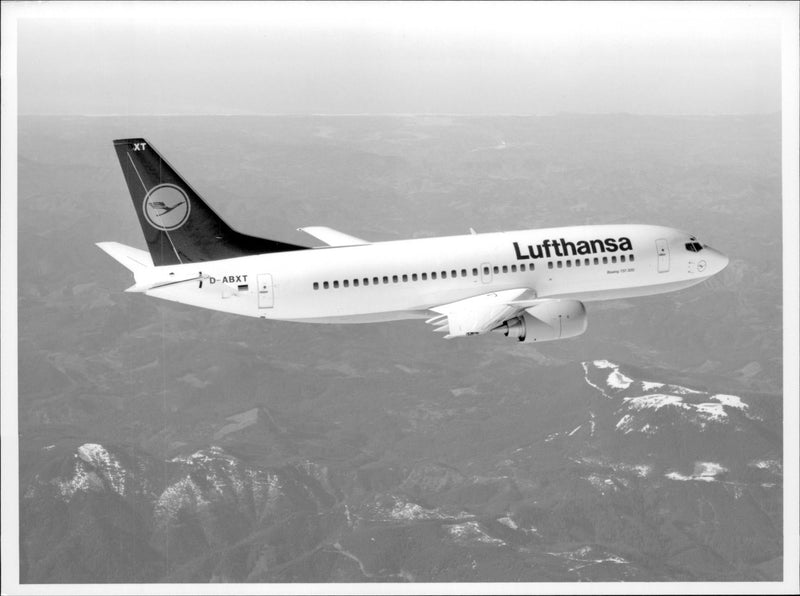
[705,247,729,275]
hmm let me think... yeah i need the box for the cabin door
[655,239,670,273]
[257,274,274,308]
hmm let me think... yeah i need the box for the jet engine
[495,300,587,342]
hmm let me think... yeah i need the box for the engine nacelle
[496,300,587,342]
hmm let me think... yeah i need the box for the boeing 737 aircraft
[98,138,729,342]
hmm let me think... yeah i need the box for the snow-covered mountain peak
[666,461,728,483]
[49,443,130,500]
[582,360,755,434]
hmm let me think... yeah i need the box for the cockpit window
[685,242,704,252]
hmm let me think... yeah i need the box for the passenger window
[629,254,635,262]
[442,271,448,279]
[594,257,599,265]
[557,261,563,269]
[575,259,581,267]
[493,266,499,274]
[548,262,553,269]
[611,256,617,264]
[566,260,572,267]
[585,258,590,266]
[363,278,369,286]
[412,273,417,281]
[472,268,478,276]
[402,274,408,282]
[313,282,319,290]
[393,275,399,283]
[451,270,457,278]
[483,266,490,275]
[461,269,467,277]
[420,273,426,280]
[323,281,329,289]
[511,264,517,272]
[502,265,508,273]
[344,280,350,288]
[530,263,534,270]
[333,281,340,288]
[602,257,608,264]
[383,276,388,284]
[620,255,626,263]
[353,279,359,287]
[520,264,526,272]
[432,272,437,280]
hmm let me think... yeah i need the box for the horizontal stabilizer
[298,226,369,247]
[96,242,153,272]
[97,242,208,293]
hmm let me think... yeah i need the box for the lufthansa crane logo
[142,184,191,231]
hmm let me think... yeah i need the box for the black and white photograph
[1,1,798,593]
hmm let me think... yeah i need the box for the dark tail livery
[113,138,307,266]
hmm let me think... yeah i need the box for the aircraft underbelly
[544,277,706,302]
[281,310,431,324]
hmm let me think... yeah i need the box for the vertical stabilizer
[113,138,307,266]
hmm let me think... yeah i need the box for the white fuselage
[141,224,728,323]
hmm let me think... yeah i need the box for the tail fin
[113,138,307,266]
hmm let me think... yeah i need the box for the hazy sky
[11,2,786,115]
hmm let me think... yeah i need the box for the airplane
[97,138,729,342]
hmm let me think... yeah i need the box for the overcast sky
[12,2,785,115]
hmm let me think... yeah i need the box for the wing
[426,288,538,338]
[298,226,369,247]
